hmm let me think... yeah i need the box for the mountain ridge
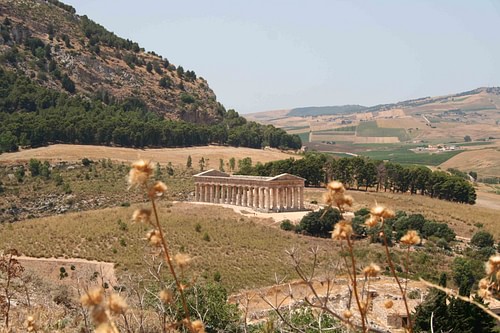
[247,86,500,119]
[0,0,222,124]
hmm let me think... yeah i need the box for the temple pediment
[194,169,230,177]
[268,173,305,181]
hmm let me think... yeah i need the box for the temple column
[265,187,271,211]
[203,184,208,202]
[194,183,199,201]
[240,186,247,206]
[279,187,285,211]
[232,185,237,205]
[215,185,220,203]
[287,187,292,210]
[262,187,266,209]
[253,187,260,209]
[258,187,263,209]
[247,186,253,207]
[299,186,304,209]
[293,186,299,210]
[226,185,231,204]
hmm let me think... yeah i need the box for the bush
[295,208,342,238]
[280,219,294,231]
[471,230,494,248]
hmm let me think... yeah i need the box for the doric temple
[193,169,305,212]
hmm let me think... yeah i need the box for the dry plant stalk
[271,181,419,333]
[127,160,202,333]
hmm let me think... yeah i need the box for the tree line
[0,68,301,153]
[238,153,476,204]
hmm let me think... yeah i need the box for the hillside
[0,0,220,123]
[245,87,500,178]
[0,0,302,153]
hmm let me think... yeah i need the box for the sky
[64,0,500,114]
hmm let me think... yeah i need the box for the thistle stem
[151,199,193,332]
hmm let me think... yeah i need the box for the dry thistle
[149,181,168,198]
[400,230,421,246]
[327,181,345,193]
[146,229,162,246]
[174,253,192,269]
[128,159,153,188]
[25,315,37,332]
[384,300,394,309]
[81,287,104,306]
[370,205,395,219]
[343,309,353,319]
[485,255,500,275]
[108,293,127,315]
[332,221,353,240]
[159,289,174,304]
[132,208,152,224]
[364,215,379,228]
[363,263,381,278]
[191,320,206,333]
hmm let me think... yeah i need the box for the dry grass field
[0,202,338,292]
[377,118,424,129]
[0,144,299,167]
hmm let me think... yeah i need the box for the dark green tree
[470,231,494,249]
[186,155,192,168]
[413,273,449,333]
[295,208,342,238]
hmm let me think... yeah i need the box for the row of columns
[194,183,304,212]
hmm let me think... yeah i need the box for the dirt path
[14,255,117,287]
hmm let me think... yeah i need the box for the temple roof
[193,169,305,181]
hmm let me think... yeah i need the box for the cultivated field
[0,144,299,167]
[439,146,500,178]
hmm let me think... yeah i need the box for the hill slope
[0,0,302,152]
[0,0,220,123]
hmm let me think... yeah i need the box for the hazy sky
[64,0,500,114]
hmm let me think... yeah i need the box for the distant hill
[288,105,367,117]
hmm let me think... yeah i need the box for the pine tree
[186,155,192,169]
[413,274,449,332]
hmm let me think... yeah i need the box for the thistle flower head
[327,181,345,193]
[191,320,206,333]
[343,309,353,319]
[81,287,104,306]
[149,181,168,198]
[370,205,395,219]
[132,208,152,224]
[342,194,354,207]
[384,300,394,309]
[332,221,353,240]
[108,293,127,315]
[159,289,174,304]
[363,263,381,278]
[128,160,153,188]
[365,215,379,228]
[174,253,192,269]
[146,229,162,246]
[400,230,421,246]
[485,255,500,275]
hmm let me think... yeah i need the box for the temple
[193,170,305,212]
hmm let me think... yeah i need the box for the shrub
[280,219,294,231]
[471,230,494,248]
[295,208,342,238]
